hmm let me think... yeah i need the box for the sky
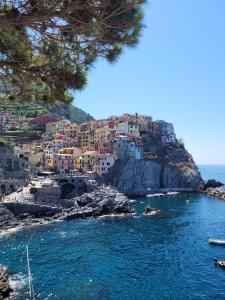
[74,0,225,165]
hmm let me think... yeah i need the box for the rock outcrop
[204,187,225,201]
[203,179,224,190]
[107,146,202,196]
[0,203,62,235]
[0,267,12,299]
[75,185,134,215]
[0,186,134,234]
[61,186,134,221]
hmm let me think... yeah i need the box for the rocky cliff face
[107,146,202,196]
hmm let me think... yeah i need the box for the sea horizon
[198,165,225,184]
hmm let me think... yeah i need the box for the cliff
[107,145,202,196]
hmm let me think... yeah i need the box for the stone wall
[0,179,25,196]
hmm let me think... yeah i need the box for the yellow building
[64,124,80,137]
[43,149,55,170]
[58,148,82,171]
[79,151,98,172]
[79,131,95,152]
[58,147,82,157]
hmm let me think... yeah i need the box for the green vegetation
[0,98,94,142]
[177,138,185,149]
[0,129,42,142]
[0,99,94,124]
[0,1,145,103]
[0,98,53,118]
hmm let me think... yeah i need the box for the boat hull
[209,239,225,245]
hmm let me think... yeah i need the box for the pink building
[54,153,75,175]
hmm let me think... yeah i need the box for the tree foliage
[0,0,145,103]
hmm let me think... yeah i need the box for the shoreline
[0,212,138,239]
[1,188,224,239]
[0,186,135,238]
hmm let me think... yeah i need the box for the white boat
[209,239,225,245]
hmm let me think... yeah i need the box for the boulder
[73,186,134,216]
[0,267,12,300]
[0,205,15,225]
[204,179,224,190]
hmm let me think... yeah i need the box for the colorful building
[54,153,75,175]
[113,135,143,160]
[93,153,116,176]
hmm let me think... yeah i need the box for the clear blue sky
[74,0,225,165]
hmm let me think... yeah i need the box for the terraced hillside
[0,100,94,124]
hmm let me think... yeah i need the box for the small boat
[215,259,225,268]
[143,206,160,216]
[209,239,225,246]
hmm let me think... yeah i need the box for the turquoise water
[1,166,225,299]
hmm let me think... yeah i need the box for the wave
[0,226,24,239]
[9,272,28,299]
[147,192,180,198]
[98,213,136,219]
[147,193,165,198]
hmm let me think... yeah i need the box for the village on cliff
[0,111,176,181]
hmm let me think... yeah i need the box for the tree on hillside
[0,0,145,103]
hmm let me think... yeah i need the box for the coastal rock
[205,187,225,200]
[107,147,202,196]
[2,203,62,217]
[203,179,224,190]
[0,267,12,299]
[72,186,134,217]
[0,187,134,233]
[107,159,161,195]
[0,203,63,234]
[0,205,15,225]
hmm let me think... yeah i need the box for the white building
[93,153,116,176]
[113,136,143,160]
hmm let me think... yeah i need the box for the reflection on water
[1,193,225,299]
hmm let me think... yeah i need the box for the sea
[0,165,225,300]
